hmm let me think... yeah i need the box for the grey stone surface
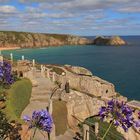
[49,65,116,98]
[61,90,105,129]
[65,65,93,76]
[56,129,75,140]
[21,69,57,140]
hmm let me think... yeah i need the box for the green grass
[0,31,70,44]
[52,100,68,136]
[0,86,5,95]
[50,67,64,75]
[46,65,65,75]
[85,117,125,140]
[4,78,32,122]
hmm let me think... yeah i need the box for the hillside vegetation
[0,31,91,48]
[4,78,32,121]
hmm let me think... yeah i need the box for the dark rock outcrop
[94,36,126,46]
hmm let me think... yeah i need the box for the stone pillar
[0,55,3,64]
[41,65,43,71]
[22,55,24,60]
[95,122,99,136]
[41,65,45,78]
[48,100,53,115]
[83,124,90,140]
[32,59,35,67]
[47,69,50,80]
[50,124,56,140]
[52,72,55,82]
[43,66,46,72]
[10,53,13,62]
[0,51,3,66]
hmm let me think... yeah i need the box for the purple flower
[99,99,139,132]
[0,61,14,85]
[134,120,140,127]
[122,124,128,132]
[23,109,53,133]
[23,115,31,122]
[114,120,119,126]
[138,111,140,119]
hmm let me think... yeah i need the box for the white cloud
[0,0,139,35]
[117,6,140,13]
[0,5,17,13]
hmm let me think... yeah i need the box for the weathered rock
[64,65,93,76]
[17,60,32,73]
[117,127,140,140]
[94,36,126,46]
[61,90,105,129]
[53,66,116,98]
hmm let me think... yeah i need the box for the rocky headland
[0,31,127,49]
[94,36,126,46]
[0,31,92,49]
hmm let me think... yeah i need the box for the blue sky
[0,0,140,36]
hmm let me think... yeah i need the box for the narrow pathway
[21,69,57,140]
[21,69,57,117]
[21,68,76,140]
[56,129,75,140]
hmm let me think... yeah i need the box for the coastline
[0,47,20,51]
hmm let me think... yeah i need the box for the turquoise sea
[2,36,140,100]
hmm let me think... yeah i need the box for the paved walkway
[56,129,75,140]
[21,68,75,140]
[21,69,57,140]
[21,69,57,117]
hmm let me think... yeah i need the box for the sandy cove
[0,47,20,51]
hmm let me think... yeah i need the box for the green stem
[48,133,50,140]
[101,120,114,140]
[31,128,37,140]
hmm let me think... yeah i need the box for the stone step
[31,89,49,94]
[21,101,49,117]
[31,91,52,97]
[32,84,57,91]
[56,129,75,140]
[30,96,49,102]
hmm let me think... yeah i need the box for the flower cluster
[23,109,53,133]
[0,61,14,85]
[99,99,140,132]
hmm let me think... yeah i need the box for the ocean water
[2,36,140,100]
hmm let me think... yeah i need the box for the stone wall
[53,67,116,98]
[61,90,105,130]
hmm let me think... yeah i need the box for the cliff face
[0,31,92,48]
[0,31,127,48]
[94,36,126,46]
[45,64,116,98]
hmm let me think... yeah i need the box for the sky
[0,0,140,36]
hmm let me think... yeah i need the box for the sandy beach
[0,47,20,51]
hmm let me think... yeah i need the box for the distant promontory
[0,31,127,49]
[94,36,126,46]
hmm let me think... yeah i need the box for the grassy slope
[86,117,125,140]
[4,78,32,121]
[0,31,70,44]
